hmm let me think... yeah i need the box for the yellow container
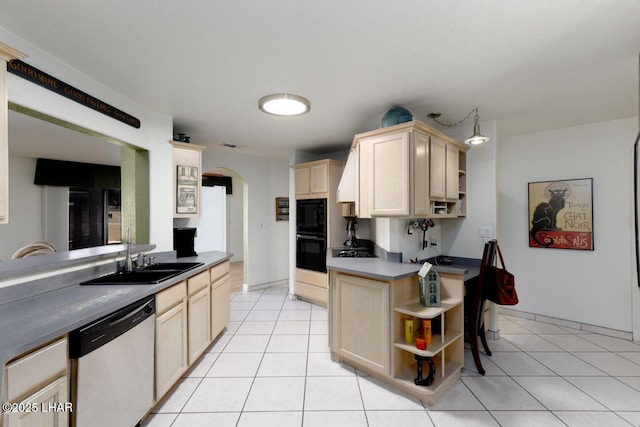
[404,318,414,343]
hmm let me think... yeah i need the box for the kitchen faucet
[125,228,136,272]
[124,228,151,271]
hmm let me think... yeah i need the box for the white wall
[202,150,289,287]
[0,157,42,260]
[499,117,638,333]
[226,175,244,262]
[0,157,70,260]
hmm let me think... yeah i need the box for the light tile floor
[143,285,640,427]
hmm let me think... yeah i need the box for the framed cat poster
[528,178,594,250]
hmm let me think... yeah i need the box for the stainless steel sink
[80,262,203,285]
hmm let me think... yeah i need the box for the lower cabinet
[210,260,231,340]
[332,273,390,375]
[3,337,69,427]
[154,261,231,403]
[329,270,465,405]
[155,281,188,400]
[4,377,68,427]
[187,271,212,365]
[211,274,230,339]
[295,268,328,307]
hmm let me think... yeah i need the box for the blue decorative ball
[381,106,413,128]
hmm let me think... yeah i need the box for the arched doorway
[204,167,247,293]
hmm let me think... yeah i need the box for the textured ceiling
[1,1,639,160]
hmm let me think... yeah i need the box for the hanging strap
[496,244,506,269]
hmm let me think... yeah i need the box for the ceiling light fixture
[258,93,310,117]
[427,107,490,145]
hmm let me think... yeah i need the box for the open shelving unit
[390,276,464,404]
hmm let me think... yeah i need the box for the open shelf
[394,298,461,319]
[393,329,462,357]
[391,360,462,404]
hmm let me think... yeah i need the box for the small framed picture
[528,178,593,250]
[176,165,198,214]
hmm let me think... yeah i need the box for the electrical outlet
[430,239,438,247]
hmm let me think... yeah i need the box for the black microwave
[296,198,326,236]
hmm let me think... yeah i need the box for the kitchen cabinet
[295,268,329,307]
[154,261,231,402]
[358,128,431,218]
[430,136,460,212]
[0,42,27,225]
[328,269,465,405]
[210,260,231,339]
[293,159,345,307]
[361,131,411,217]
[337,121,468,219]
[155,281,188,400]
[187,270,211,365]
[331,273,390,375]
[392,272,464,404]
[171,140,206,218]
[293,159,344,200]
[429,137,447,200]
[294,161,328,197]
[3,337,68,427]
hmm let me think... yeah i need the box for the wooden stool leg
[470,299,486,376]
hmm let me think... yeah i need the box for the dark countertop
[0,251,231,401]
[326,252,480,282]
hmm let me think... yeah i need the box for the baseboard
[244,279,288,292]
[499,307,633,341]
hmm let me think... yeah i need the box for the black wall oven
[296,198,326,236]
[296,234,327,272]
[296,198,327,272]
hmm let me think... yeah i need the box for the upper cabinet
[0,42,27,224]
[337,121,468,219]
[171,140,206,218]
[293,159,344,200]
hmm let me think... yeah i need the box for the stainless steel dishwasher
[69,296,155,427]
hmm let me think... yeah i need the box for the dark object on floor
[414,355,436,386]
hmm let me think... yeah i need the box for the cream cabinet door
[430,137,447,200]
[155,301,188,399]
[188,286,211,364]
[367,132,411,217]
[309,163,328,194]
[295,167,311,195]
[4,376,68,427]
[412,131,430,216]
[211,274,231,339]
[445,143,460,201]
[335,274,390,375]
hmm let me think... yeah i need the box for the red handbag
[486,245,519,305]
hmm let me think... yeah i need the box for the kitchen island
[327,254,479,405]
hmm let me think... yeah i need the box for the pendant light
[464,108,490,145]
[427,106,490,145]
